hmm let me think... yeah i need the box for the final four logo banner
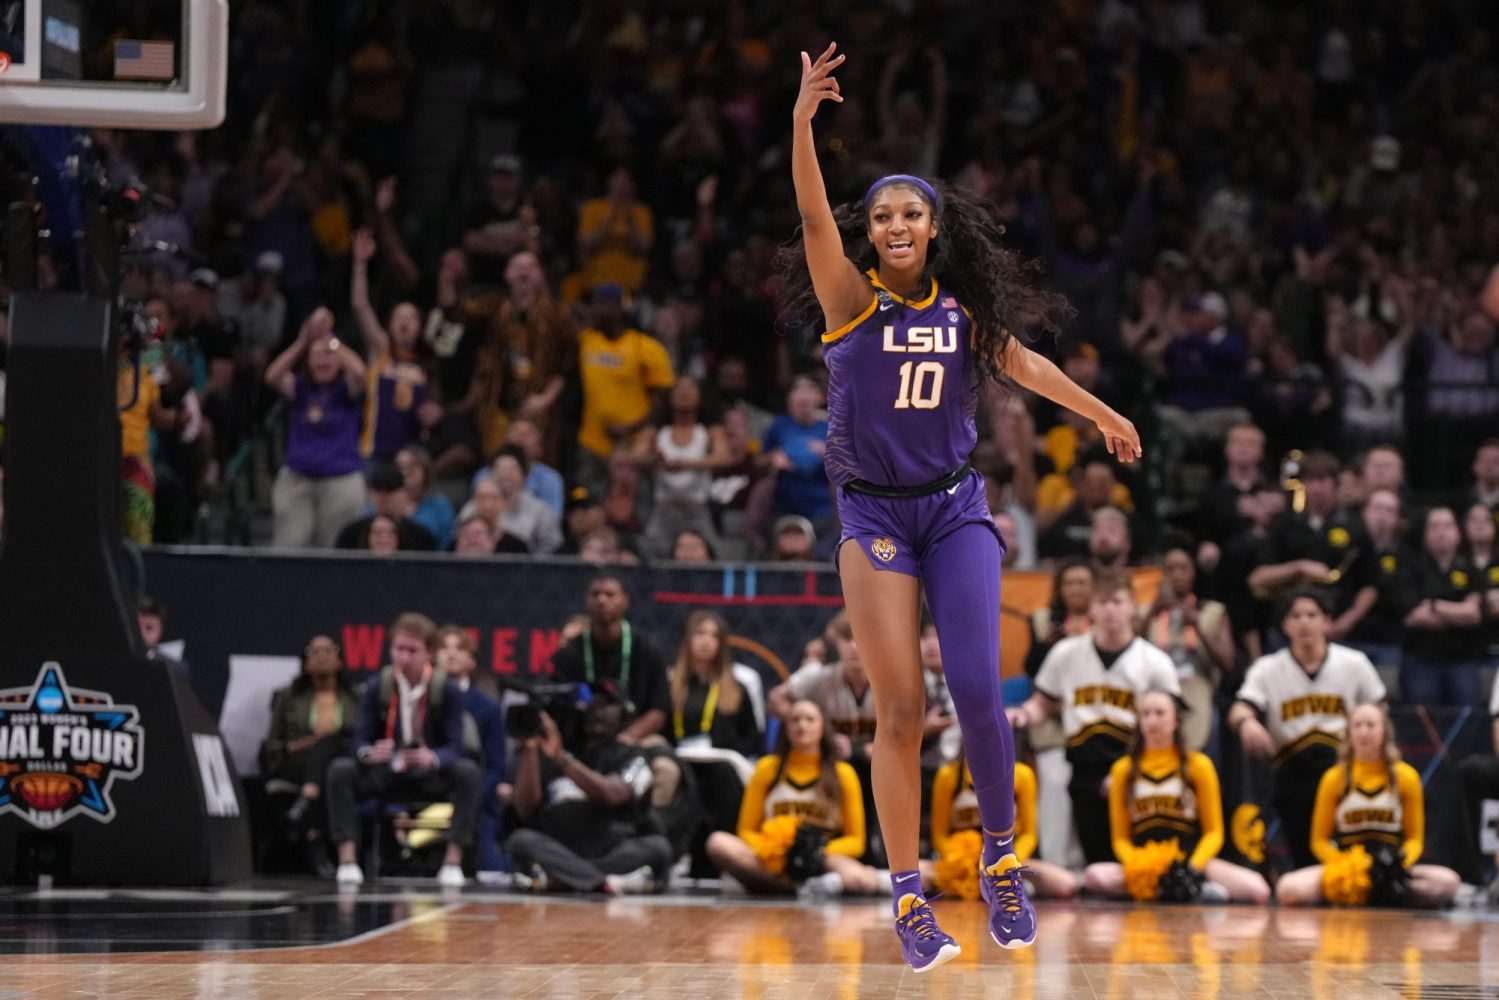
[0,663,146,829]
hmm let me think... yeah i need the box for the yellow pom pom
[754,815,803,877]
[1122,838,1184,902]
[1322,845,1373,906]
[934,830,985,901]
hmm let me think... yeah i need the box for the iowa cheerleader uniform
[931,760,1038,863]
[1234,644,1386,868]
[1310,759,1423,870]
[737,751,867,860]
[1107,748,1224,870]
[1034,635,1180,863]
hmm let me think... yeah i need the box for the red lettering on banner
[491,628,519,674]
[342,624,386,669]
[530,630,560,675]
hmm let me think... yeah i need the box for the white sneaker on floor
[797,872,845,902]
[1199,881,1230,904]
[335,863,364,886]
[475,870,514,888]
[512,867,548,893]
[604,866,655,896]
[437,864,466,888]
[1453,883,1484,907]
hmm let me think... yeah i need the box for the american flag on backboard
[115,40,175,81]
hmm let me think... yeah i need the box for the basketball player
[783,44,1140,971]
[1008,571,1180,865]
[1277,703,1460,906]
[1226,590,1386,870]
[1083,690,1270,903]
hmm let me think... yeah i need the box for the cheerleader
[1084,690,1270,903]
[1277,703,1460,907]
[925,749,1078,899]
[705,699,887,900]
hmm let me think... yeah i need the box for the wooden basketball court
[0,885,1495,998]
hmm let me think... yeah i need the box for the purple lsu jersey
[822,271,978,487]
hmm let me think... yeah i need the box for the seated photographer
[1083,690,1269,905]
[259,635,362,874]
[551,574,670,744]
[326,614,482,888]
[704,699,886,901]
[1277,703,1460,907]
[507,682,672,895]
[434,626,509,874]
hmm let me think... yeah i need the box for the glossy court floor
[0,884,1497,999]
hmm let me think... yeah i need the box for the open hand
[375,177,397,214]
[1238,718,1274,758]
[1095,410,1141,463]
[794,43,845,125]
[352,228,376,265]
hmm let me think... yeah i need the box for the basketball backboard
[0,0,226,130]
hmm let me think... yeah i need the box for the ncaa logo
[0,663,145,829]
[870,537,898,563]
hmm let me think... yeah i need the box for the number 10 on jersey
[895,360,944,409]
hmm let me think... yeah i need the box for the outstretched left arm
[999,338,1141,463]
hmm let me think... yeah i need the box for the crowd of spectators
[76,0,1499,628]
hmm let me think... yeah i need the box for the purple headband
[864,174,942,213]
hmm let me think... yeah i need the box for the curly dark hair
[774,180,1071,384]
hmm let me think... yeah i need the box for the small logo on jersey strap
[947,311,959,322]
[941,296,956,308]
[870,537,898,563]
[877,291,895,312]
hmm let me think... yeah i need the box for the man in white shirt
[1008,570,1181,864]
[1226,590,1386,869]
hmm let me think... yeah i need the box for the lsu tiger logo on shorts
[870,537,898,563]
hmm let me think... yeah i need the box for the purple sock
[890,869,923,913]
[922,522,1018,862]
[982,827,1016,868]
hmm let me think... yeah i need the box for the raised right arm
[791,44,869,331]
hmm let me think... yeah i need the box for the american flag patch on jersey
[941,296,957,308]
[115,40,175,81]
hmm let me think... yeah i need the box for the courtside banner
[140,548,1160,719]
